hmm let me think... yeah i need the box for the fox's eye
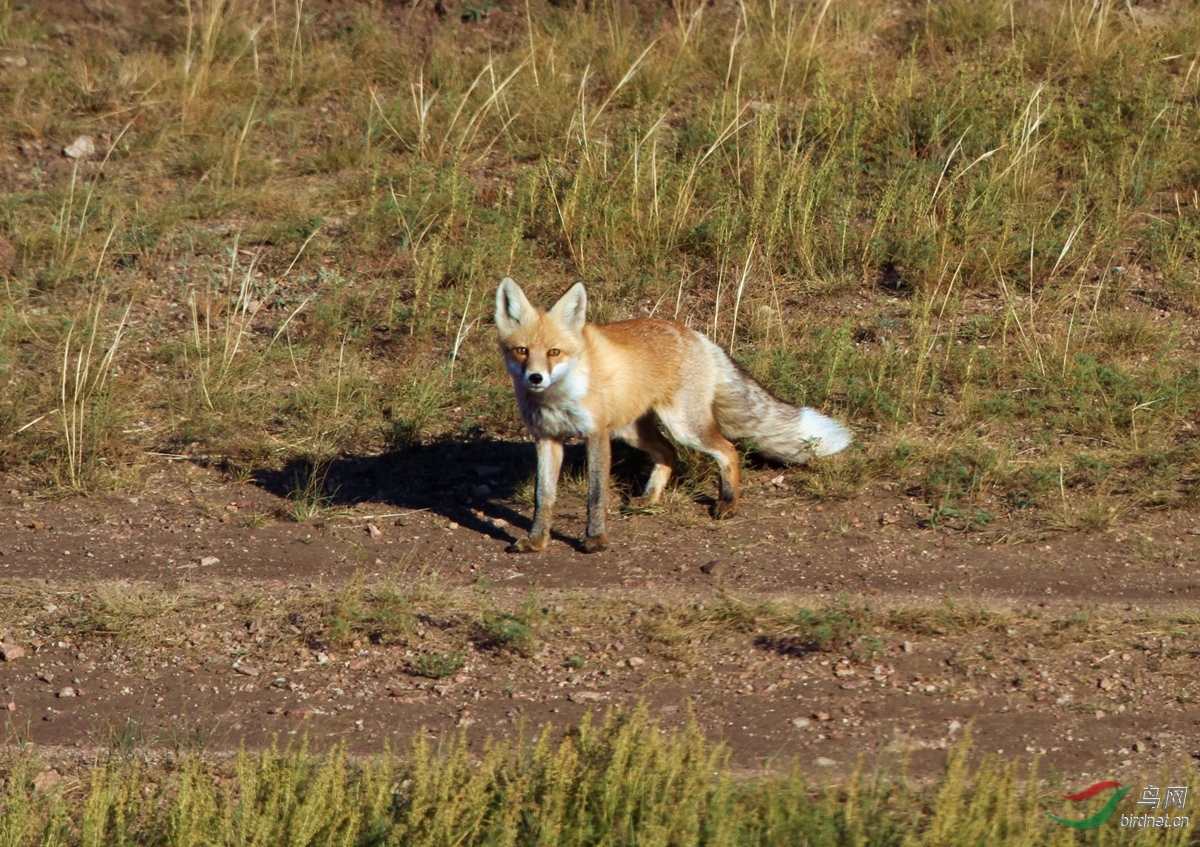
[512,346,528,356]
[547,348,561,357]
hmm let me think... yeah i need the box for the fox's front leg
[583,430,611,553]
[512,438,563,553]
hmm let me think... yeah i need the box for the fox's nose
[528,372,544,385]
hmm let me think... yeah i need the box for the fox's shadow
[253,439,598,548]
[253,438,790,549]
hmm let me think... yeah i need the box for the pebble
[57,687,76,698]
[815,757,839,767]
[626,656,644,668]
[33,770,62,792]
[366,523,382,538]
[700,560,726,576]
[0,643,25,661]
[198,556,220,567]
[63,135,95,159]
[234,663,260,677]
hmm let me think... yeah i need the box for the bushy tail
[710,348,851,464]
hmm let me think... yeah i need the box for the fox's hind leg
[697,426,741,518]
[616,413,677,508]
[657,410,741,519]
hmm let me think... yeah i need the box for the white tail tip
[800,408,852,457]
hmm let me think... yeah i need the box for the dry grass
[0,0,1197,528]
[0,704,1195,846]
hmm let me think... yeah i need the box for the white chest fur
[514,366,595,440]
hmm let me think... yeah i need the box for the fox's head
[494,277,587,394]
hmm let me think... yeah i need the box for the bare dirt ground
[2,454,1198,782]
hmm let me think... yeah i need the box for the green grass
[0,2,1199,519]
[0,706,1195,847]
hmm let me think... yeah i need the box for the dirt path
[2,460,1198,782]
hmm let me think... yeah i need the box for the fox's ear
[549,283,587,332]
[495,277,533,333]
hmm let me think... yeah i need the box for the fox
[495,276,852,553]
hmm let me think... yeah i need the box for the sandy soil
[2,455,1198,782]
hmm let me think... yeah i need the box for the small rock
[56,687,76,698]
[840,679,868,689]
[700,560,726,576]
[233,663,260,677]
[902,641,914,653]
[626,656,645,668]
[568,691,603,702]
[33,769,62,792]
[63,135,95,159]
[366,523,382,538]
[1098,678,1114,691]
[197,556,220,567]
[1095,710,1105,719]
[4,701,15,711]
[286,707,314,720]
[815,757,838,767]
[792,717,811,729]
[38,672,54,684]
[948,720,962,735]
[0,643,25,661]
[813,711,832,722]
[247,616,263,633]
[316,652,330,664]
[1133,741,1144,753]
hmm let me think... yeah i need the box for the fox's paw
[582,533,609,553]
[711,499,739,520]
[509,535,548,553]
